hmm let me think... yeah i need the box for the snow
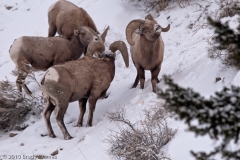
[0,0,239,160]
[232,71,240,87]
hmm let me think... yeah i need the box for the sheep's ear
[74,30,80,36]
[145,14,154,20]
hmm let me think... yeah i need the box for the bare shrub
[207,40,236,67]
[186,0,240,36]
[215,0,240,19]
[207,36,227,60]
[206,17,240,68]
[126,0,191,13]
[190,2,212,31]
[176,0,191,8]
[193,0,240,24]
[189,0,240,69]
[106,104,176,160]
[0,77,44,131]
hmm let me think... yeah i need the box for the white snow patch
[232,71,240,87]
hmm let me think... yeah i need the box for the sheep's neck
[140,35,160,55]
[105,58,115,81]
[70,36,84,60]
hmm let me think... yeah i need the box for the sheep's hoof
[86,124,92,127]
[49,134,56,138]
[76,124,83,127]
[152,87,157,93]
[64,135,73,140]
[131,85,137,88]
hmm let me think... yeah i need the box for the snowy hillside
[0,0,239,160]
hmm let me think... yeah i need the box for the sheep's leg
[55,105,72,140]
[151,66,161,93]
[99,89,109,99]
[16,70,32,95]
[137,67,145,89]
[16,74,23,93]
[132,62,140,88]
[83,46,88,56]
[76,98,88,127]
[48,24,57,37]
[86,95,99,127]
[132,74,139,88]
[43,98,56,138]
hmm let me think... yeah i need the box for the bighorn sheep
[40,41,129,140]
[48,0,99,40]
[126,14,170,93]
[9,26,109,95]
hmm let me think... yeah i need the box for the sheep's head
[126,14,170,46]
[86,41,129,68]
[74,26,100,46]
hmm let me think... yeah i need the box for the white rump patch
[9,37,23,64]
[48,1,58,13]
[45,68,59,82]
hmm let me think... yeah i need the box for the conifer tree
[208,16,240,68]
[158,7,240,160]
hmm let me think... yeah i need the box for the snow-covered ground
[0,0,239,159]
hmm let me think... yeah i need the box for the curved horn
[100,26,110,43]
[161,24,170,32]
[109,41,129,68]
[86,42,105,57]
[126,19,145,46]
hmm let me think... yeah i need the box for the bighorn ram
[48,0,99,40]
[126,14,170,93]
[9,26,109,94]
[40,41,129,139]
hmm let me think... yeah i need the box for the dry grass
[106,103,176,160]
